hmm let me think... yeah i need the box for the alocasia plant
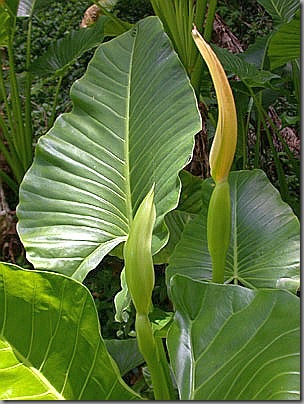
[0,0,109,193]
[0,15,300,400]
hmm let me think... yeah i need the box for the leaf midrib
[124,28,137,227]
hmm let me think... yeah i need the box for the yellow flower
[192,26,237,183]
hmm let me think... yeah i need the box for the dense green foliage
[0,1,300,399]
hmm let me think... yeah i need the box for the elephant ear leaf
[167,170,300,290]
[0,262,141,400]
[17,16,201,281]
[168,275,300,400]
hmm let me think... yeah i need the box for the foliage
[16,16,201,279]
[0,0,106,194]
[217,0,273,47]
[113,0,154,23]
[149,0,220,97]
[212,0,300,216]
[0,15,300,400]
[0,262,142,400]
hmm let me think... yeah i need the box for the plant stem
[135,313,175,400]
[0,115,23,183]
[24,15,33,169]
[7,38,26,169]
[0,53,24,185]
[49,75,63,129]
[0,170,18,194]
[253,93,262,168]
[250,89,289,201]
[0,53,15,140]
[203,0,217,42]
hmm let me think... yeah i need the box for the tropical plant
[0,16,300,400]
[211,0,300,213]
[0,0,109,194]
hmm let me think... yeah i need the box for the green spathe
[124,184,156,315]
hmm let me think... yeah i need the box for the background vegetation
[1,0,300,341]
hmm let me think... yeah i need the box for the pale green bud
[124,185,156,315]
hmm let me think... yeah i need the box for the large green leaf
[30,17,107,77]
[0,262,141,400]
[17,16,201,281]
[167,275,300,400]
[154,170,206,263]
[257,0,299,24]
[166,170,300,289]
[268,10,300,69]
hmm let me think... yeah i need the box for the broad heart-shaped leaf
[30,17,107,77]
[268,10,300,69]
[17,16,201,281]
[166,170,300,289]
[167,275,300,400]
[0,262,141,400]
[257,0,299,24]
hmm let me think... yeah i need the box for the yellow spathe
[192,26,237,183]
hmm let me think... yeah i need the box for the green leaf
[153,210,192,264]
[268,10,300,69]
[104,338,144,376]
[3,0,19,17]
[166,170,300,289]
[149,308,174,338]
[17,0,49,17]
[17,16,201,281]
[30,17,107,77]
[154,170,205,264]
[0,262,141,400]
[212,45,279,88]
[104,16,132,37]
[114,267,132,322]
[256,0,299,24]
[168,275,300,400]
[0,0,19,46]
[239,34,271,69]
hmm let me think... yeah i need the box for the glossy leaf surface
[17,16,201,281]
[168,275,300,400]
[0,262,141,400]
[167,170,299,289]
